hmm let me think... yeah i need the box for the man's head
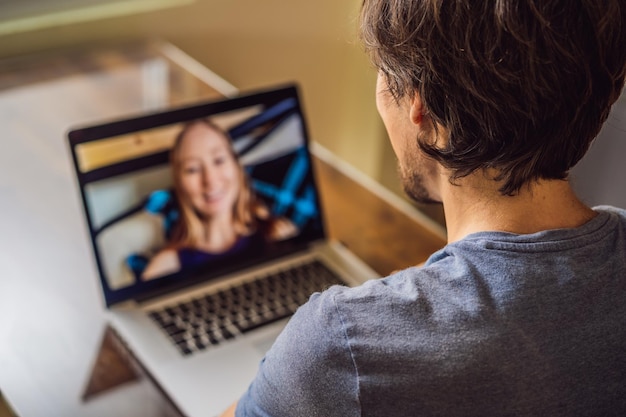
[361,0,626,196]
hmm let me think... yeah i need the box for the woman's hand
[267,217,298,241]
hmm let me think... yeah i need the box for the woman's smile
[176,122,241,219]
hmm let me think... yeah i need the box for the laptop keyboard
[148,259,345,356]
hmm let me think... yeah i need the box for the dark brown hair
[361,0,626,194]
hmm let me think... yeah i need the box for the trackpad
[250,321,285,355]
[253,335,277,355]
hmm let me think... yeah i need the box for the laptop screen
[68,85,326,307]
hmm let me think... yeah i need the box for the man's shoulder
[314,261,483,331]
[595,205,626,224]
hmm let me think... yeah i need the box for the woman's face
[175,123,241,219]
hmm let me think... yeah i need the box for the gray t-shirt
[237,206,626,417]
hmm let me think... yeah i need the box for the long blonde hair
[168,119,257,249]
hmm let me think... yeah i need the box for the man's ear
[409,93,425,125]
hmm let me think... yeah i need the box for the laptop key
[149,259,345,355]
[235,311,293,334]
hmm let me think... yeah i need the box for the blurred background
[5,0,623,227]
[0,0,445,227]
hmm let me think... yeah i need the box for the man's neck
[441,175,597,243]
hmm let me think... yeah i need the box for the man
[223,1,626,415]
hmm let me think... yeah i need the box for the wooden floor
[0,392,16,417]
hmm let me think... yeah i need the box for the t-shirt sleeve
[236,287,360,417]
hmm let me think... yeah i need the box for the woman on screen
[142,119,297,281]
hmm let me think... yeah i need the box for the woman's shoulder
[258,216,298,241]
[142,248,180,280]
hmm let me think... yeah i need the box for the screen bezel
[67,84,327,307]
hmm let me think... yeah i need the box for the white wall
[571,90,626,208]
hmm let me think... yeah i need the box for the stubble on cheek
[397,152,442,205]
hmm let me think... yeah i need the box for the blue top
[177,233,265,271]
[237,206,626,417]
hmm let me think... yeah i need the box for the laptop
[67,84,379,417]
